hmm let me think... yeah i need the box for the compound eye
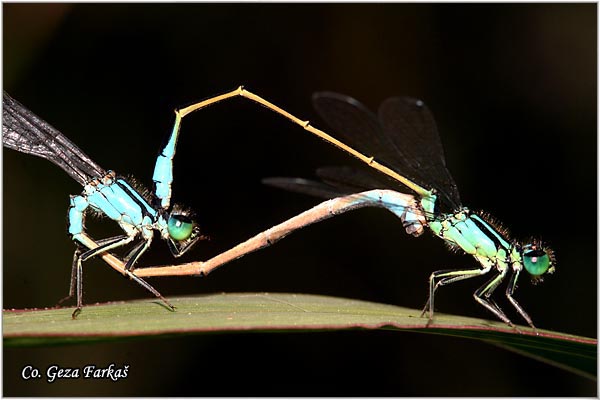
[167,214,194,241]
[522,244,551,276]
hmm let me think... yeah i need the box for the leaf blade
[4,293,596,379]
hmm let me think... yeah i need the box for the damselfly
[3,91,211,317]
[263,92,556,331]
[132,89,556,331]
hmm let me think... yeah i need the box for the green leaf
[4,293,596,379]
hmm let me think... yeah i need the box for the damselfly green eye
[168,215,194,241]
[522,244,552,276]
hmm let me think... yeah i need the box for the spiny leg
[123,269,175,311]
[57,247,83,307]
[506,268,536,332]
[473,268,516,329]
[71,234,173,317]
[79,234,135,262]
[72,252,174,318]
[84,235,153,272]
[68,235,133,318]
[80,235,173,307]
[485,295,504,317]
[59,235,130,308]
[123,239,150,265]
[123,238,152,271]
[71,250,84,319]
[421,267,490,322]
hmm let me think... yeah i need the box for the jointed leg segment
[473,267,513,327]
[421,266,490,322]
[65,232,174,317]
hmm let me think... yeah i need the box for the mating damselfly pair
[3,87,554,330]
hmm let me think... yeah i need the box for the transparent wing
[312,92,402,171]
[262,175,435,221]
[315,166,401,193]
[312,92,461,211]
[378,97,460,209]
[3,92,105,186]
[262,177,347,199]
[263,165,397,199]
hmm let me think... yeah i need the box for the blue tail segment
[153,114,182,209]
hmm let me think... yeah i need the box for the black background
[3,3,596,396]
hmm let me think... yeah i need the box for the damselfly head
[521,240,555,284]
[165,204,205,257]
